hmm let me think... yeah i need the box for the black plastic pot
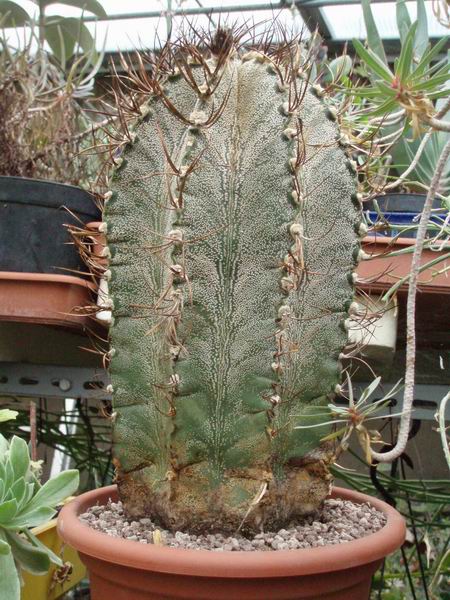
[0,176,100,275]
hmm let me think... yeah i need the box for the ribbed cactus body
[106,40,360,533]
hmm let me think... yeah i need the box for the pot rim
[0,176,99,218]
[58,485,405,578]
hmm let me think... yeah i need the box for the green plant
[0,433,79,600]
[352,0,450,196]
[0,399,114,491]
[0,409,18,423]
[333,455,450,600]
[0,0,106,64]
[101,29,362,534]
[319,0,450,469]
[295,376,404,463]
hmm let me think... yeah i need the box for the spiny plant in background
[329,0,450,203]
[97,26,365,534]
[0,32,103,186]
[324,0,450,470]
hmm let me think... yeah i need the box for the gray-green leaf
[9,436,29,480]
[0,499,18,524]
[44,16,96,62]
[10,478,26,510]
[5,506,56,530]
[0,0,29,27]
[4,530,51,575]
[361,0,387,65]
[415,0,429,59]
[323,55,352,84]
[396,0,412,44]
[41,0,106,18]
[0,541,20,600]
[24,528,64,568]
[24,469,79,513]
[0,434,8,459]
[0,537,10,555]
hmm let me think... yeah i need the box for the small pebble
[79,498,386,552]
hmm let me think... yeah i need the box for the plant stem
[420,96,450,133]
[382,251,450,302]
[384,130,432,191]
[438,392,450,471]
[29,401,37,462]
[370,138,450,463]
[38,1,45,47]
[421,115,450,133]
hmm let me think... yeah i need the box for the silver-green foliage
[105,33,361,531]
[356,0,450,194]
[0,433,79,600]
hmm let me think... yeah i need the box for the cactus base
[116,461,332,534]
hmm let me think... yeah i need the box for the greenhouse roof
[6,0,449,54]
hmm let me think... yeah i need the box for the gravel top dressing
[79,498,386,551]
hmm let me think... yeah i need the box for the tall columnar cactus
[103,30,363,533]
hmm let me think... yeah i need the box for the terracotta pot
[58,485,405,600]
[0,272,96,330]
[358,236,450,295]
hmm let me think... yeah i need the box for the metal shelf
[0,362,110,401]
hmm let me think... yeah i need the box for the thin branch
[419,95,450,133]
[384,130,433,191]
[421,115,450,133]
[370,139,450,463]
[437,392,450,471]
[382,251,450,302]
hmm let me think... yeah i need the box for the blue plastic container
[366,210,444,238]
[366,194,446,239]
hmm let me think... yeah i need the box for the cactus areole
[105,29,362,534]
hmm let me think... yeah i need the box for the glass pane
[86,8,307,52]
[321,1,448,40]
